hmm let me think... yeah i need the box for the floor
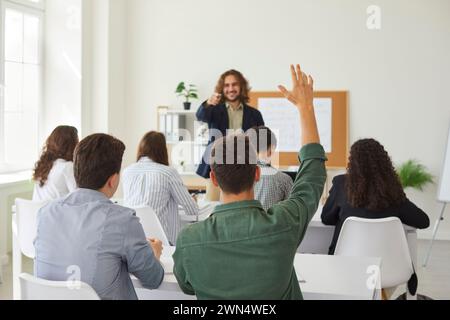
[1,239,449,300]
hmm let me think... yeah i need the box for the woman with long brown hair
[33,126,79,201]
[321,138,430,255]
[122,131,199,245]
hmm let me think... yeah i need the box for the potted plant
[175,82,198,110]
[397,159,434,191]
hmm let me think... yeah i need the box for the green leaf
[175,82,198,100]
[175,82,186,94]
[396,160,434,191]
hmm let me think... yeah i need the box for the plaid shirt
[255,161,294,211]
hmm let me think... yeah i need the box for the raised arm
[272,65,327,238]
[278,65,320,146]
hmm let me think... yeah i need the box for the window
[0,0,44,173]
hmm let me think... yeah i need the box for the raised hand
[207,93,222,107]
[278,65,314,110]
[278,64,320,145]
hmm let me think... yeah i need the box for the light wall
[81,0,126,139]
[123,0,450,239]
[43,0,82,140]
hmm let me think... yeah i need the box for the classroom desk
[180,173,207,192]
[133,246,381,300]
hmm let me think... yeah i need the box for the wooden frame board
[249,91,349,168]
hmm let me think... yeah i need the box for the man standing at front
[196,70,265,200]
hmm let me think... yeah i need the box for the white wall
[124,0,450,239]
[81,0,126,139]
[43,0,82,140]
[81,0,109,135]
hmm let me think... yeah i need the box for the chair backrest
[335,217,414,288]
[19,273,100,300]
[15,198,49,259]
[134,206,170,246]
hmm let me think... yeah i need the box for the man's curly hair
[215,70,251,104]
[346,139,406,211]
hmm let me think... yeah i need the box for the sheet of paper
[314,98,333,153]
[258,98,332,153]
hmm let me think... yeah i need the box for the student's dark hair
[33,126,79,187]
[73,134,125,190]
[211,134,258,194]
[246,126,277,153]
[346,139,406,211]
[137,131,169,166]
[215,69,251,104]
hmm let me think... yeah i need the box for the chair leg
[12,228,22,300]
[382,289,388,300]
[406,283,417,300]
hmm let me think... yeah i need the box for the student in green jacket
[173,65,327,300]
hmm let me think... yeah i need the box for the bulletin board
[249,91,349,168]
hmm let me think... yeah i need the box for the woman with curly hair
[32,126,79,201]
[321,138,430,255]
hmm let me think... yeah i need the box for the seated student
[32,126,79,201]
[321,138,430,255]
[173,65,327,300]
[247,126,294,211]
[34,134,164,300]
[122,131,199,245]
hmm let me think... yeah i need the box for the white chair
[15,199,49,258]
[134,206,170,246]
[334,217,416,299]
[12,198,49,300]
[19,273,100,300]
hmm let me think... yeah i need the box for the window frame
[0,0,45,174]
[5,0,45,10]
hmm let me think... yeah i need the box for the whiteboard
[258,98,333,153]
[438,126,450,202]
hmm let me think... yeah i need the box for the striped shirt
[254,162,294,211]
[122,157,199,244]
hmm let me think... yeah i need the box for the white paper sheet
[258,98,332,153]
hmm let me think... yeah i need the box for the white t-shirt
[33,159,77,201]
